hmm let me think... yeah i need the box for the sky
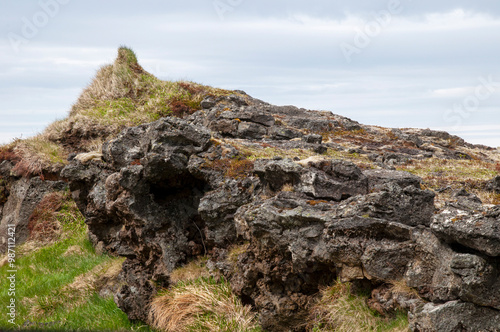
[1,0,500,147]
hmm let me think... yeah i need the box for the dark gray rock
[208,119,239,136]
[297,158,368,200]
[450,253,500,310]
[200,96,216,109]
[199,178,260,247]
[237,121,268,139]
[364,169,421,192]
[270,127,303,140]
[220,108,275,127]
[409,301,500,332]
[487,175,500,194]
[57,93,500,331]
[450,188,483,210]
[431,205,500,257]
[405,228,461,302]
[339,183,435,227]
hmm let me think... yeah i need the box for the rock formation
[2,50,500,331]
[57,94,500,331]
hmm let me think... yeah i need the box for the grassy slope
[0,190,151,331]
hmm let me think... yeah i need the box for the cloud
[1,1,499,146]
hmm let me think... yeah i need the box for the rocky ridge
[1,51,500,331]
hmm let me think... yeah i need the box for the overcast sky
[1,0,499,146]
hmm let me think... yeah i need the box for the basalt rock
[431,204,500,257]
[55,93,500,331]
[409,301,500,332]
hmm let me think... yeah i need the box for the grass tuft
[149,277,260,332]
[310,280,409,332]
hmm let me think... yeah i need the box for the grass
[169,257,211,284]
[0,191,150,331]
[310,280,409,332]
[397,157,500,206]
[149,276,260,332]
[58,47,236,140]
[202,157,255,180]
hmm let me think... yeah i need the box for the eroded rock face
[62,117,216,320]
[59,98,500,331]
[0,177,66,253]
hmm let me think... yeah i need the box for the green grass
[0,194,151,331]
[119,46,138,65]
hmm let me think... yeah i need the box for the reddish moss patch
[28,192,65,242]
[204,158,254,179]
[307,200,329,206]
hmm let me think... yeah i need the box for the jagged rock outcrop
[56,93,500,332]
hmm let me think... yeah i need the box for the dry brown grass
[310,280,409,332]
[6,134,67,177]
[231,140,371,167]
[27,190,85,246]
[169,257,211,284]
[149,277,260,332]
[281,183,295,192]
[203,157,255,180]
[22,258,124,318]
[389,279,420,300]
[397,157,500,207]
